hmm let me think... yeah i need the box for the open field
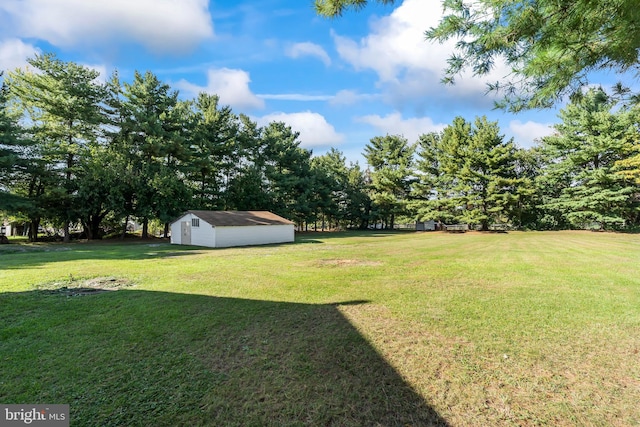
[1,231,639,426]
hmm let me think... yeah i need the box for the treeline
[0,54,373,241]
[369,89,640,231]
[1,54,639,241]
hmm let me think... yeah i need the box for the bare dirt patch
[38,277,135,296]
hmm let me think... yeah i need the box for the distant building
[170,210,295,248]
[1,221,11,237]
[416,220,436,231]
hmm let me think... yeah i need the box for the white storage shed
[170,210,295,248]
[416,220,436,231]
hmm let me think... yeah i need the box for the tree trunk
[63,150,74,243]
[88,214,103,240]
[84,219,93,240]
[63,222,70,243]
[201,173,206,204]
[164,222,169,238]
[120,215,129,240]
[29,218,40,242]
[142,218,149,238]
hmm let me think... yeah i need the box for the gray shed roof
[184,210,294,227]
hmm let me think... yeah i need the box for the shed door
[181,221,191,245]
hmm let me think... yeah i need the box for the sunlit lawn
[1,230,639,426]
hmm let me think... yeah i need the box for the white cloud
[286,42,331,66]
[176,68,264,111]
[256,111,345,148]
[81,63,109,83]
[330,89,380,106]
[508,120,555,147]
[0,40,108,82]
[258,90,380,104]
[0,38,40,72]
[0,0,213,53]
[357,112,446,142]
[332,0,509,107]
[258,93,333,101]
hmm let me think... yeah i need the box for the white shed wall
[170,213,216,247]
[215,224,294,248]
[416,220,436,231]
[170,220,182,244]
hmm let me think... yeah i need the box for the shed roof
[184,210,294,227]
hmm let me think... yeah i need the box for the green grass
[1,231,639,426]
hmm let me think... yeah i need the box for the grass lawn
[1,231,639,426]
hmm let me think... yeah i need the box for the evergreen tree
[262,121,313,227]
[7,54,107,241]
[0,72,30,213]
[511,147,547,229]
[188,93,240,209]
[317,0,640,111]
[310,148,350,230]
[413,117,523,229]
[116,71,190,237]
[225,114,272,210]
[614,104,640,186]
[363,134,415,229]
[413,119,471,225]
[74,145,120,239]
[411,131,446,223]
[459,117,521,230]
[343,163,372,229]
[540,88,639,228]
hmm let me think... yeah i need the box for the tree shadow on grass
[294,230,409,244]
[0,242,203,269]
[0,232,402,269]
[0,290,448,426]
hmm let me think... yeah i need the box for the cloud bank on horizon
[1,0,573,159]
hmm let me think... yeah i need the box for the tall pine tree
[540,88,639,228]
[116,71,191,237]
[413,117,523,230]
[363,135,415,229]
[7,54,107,241]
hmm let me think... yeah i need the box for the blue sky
[0,0,620,164]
